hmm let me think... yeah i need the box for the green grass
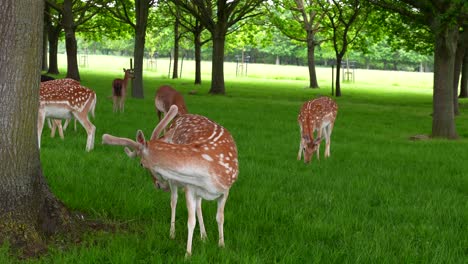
[3,55,468,263]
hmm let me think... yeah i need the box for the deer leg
[316,128,322,160]
[196,197,207,241]
[50,120,57,138]
[216,190,229,248]
[169,182,178,239]
[57,121,64,140]
[63,118,70,131]
[325,123,334,158]
[113,96,117,112]
[54,119,64,139]
[37,109,46,149]
[185,188,197,257]
[73,112,95,152]
[297,125,303,160]
[297,141,303,161]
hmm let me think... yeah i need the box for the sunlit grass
[3,55,467,263]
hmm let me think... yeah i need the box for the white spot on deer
[202,154,213,162]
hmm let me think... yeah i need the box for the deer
[38,78,97,152]
[112,68,134,112]
[297,96,338,163]
[102,105,238,256]
[155,85,188,121]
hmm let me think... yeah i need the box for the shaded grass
[3,61,468,263]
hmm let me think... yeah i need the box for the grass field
[2,54,468,263]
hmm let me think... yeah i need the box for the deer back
[158,114,239,189]
[298,96,338,137]
[40,79,96,113]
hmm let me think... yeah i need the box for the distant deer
[102,105,238,256]
[112,68,134,112]
[38,79,97,152]
[155,85,188,121]
[297,96,338,163]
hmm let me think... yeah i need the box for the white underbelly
[45,106,73,119]
[154,167,223,200]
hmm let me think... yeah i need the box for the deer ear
[302,134,311,142]
[136,130,147,146]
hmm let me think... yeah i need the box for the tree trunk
[42,4,50,72]
[306,33,319,88]
[453,43,464,115]
[335,55,343,97]
[453,29,467,114]
[62,0,80,81]
[0,0,75,255]
[47,26,60,75]
[209,26,226,95]
[132,0,150,99]
[172,14,180,79]
[460,51,468,98]
[194,30,202,85]
[432,24,458,139]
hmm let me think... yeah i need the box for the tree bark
[453,29,467,114]
[172,12,180,79]
[47,25,61,75]
[0,0,75,256]
[306,34,319,88]
[194,30,202,85]
[209,25,226,95]
[335,56,343,97]
[62,0,80,81]
[432,24,458,139]
[460,51,468,98]
[131,0,151,99]
[42,4,50,72]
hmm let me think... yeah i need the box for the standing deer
[297,96,338,163]
[102,105,238,256]
[112,68,134,112]
[38,78,97,152]
[155,85,188,121]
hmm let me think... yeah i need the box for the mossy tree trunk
[0,0,75,256]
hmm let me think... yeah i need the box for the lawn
[2,55,467,263]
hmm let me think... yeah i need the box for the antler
[102,134,140,150]
[151,104,178,140]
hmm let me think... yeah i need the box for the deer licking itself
[38,78,97,152]
[155,85,188,121]
[297,96,338,163]
[102,105,238,256]
[112,68,134,112]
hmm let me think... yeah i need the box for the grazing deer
[297,96,338,163]
[155,85,188,121]
[102,105,238,256]
[112,68,134,112]
[38,78,97,152]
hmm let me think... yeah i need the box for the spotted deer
[112,68,134,112]
[102,105,238,256]
[38,79,97,152]
[297,96,338,163]
[155,85,188,121]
